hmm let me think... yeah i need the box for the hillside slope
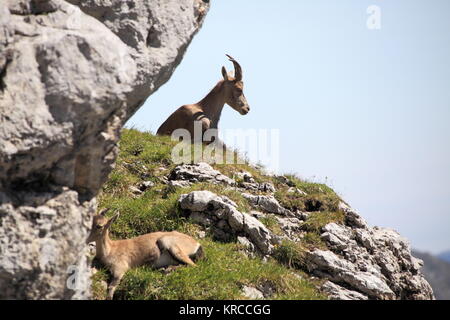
[90,129,434,300]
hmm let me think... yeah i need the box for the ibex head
[86,208,120,243]
[221,54,250,115]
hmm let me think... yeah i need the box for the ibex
[86,209,204,300]
[157,54,250,139]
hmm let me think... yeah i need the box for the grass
[113,240,325,300]
[92,128,346,300]
[272,174,342,213]
[273,240,308,270]
[259,215,284,236]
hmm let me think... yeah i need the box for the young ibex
[157,54,250,139]
[87,209,204,300]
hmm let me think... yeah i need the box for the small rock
[168,180,191,188]
[129,186,143,195]
[138,181,155,191]
[275,175,295,187]
[237,236,256,253]
[240,181,276,193]
[235,171,255,183]
[179,190,222,212]
[242,285,264,299]
[168,162,235,185]
[287,187,307,196]
[196,230,206,239]
[321,281,368,300]
[243,193,293,216]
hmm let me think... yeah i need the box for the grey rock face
[177,172,433,300]
[321,281,368,300]
[179,191,274,255]
[305,206,435,300]
[307,249,396,299]
[168,162,236,186]
[177,175,433,299]
[0,188,95,299]
[0,0,208,299]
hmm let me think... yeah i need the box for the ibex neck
[96,230,113,259]
[198,80,226,125]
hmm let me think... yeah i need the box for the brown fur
[157,55,250,139]
[87,209,202,299]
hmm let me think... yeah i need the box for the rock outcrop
[171,169,434,300]
[243,193,294,217]
[179,190,275,255]
[308,205,434,300]
[0,0,209,299]
[168,162,236,186]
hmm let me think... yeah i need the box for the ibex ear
[106,212,120,229]
[221,66,229,81]
[98,208,109,216]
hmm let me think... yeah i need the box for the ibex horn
[225,54,242,81]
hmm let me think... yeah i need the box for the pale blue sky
[127,0,450,254]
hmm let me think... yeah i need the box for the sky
[127,0,450,254]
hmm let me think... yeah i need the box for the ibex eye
[96,225,103,229]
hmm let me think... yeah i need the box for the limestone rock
[339,202,368,229]
[307,249,396,299]
[168,180,192,188]
[305,205,435,300]
[0,0,209,299]
[234,171,255,183]
[287,187,307,196]
[239,181,276,193]
[179,190,274,254]
[0,188,95,299]
[321,281,368,300]
[129,186,143,195]
[168,163,235,186]
[242,285,264,299]
[243,193,293,216]
[138,181,155,191]
[237,236,256,254]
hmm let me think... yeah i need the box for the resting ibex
[87,209,203,300]
[157,54,250,139]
